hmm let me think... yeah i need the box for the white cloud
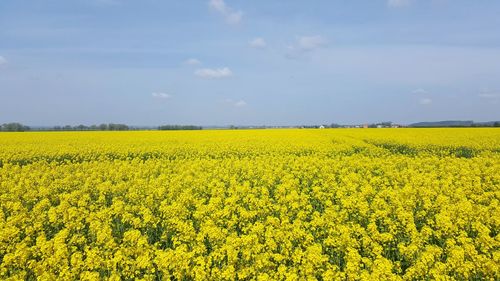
[234,100,247,107]
[209,0,226,11]
[184,58,201,65]
[478,93,500,99]
[209,0,242,24]
[414,90,432,105]
[387,0,411,8]
[297,35,326,51]
[249,38,267,49]
[195,67,233,79]
[223,98,247,107]
[286,35,327,59]
[152,92,172,99]
[412,88,428,94]
[0,56,6,65]
[419,98,432,105]
[226,11,243,24]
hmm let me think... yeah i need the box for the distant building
[319,125,325,129]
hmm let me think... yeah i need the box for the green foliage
[52,123,130,131]
[0,123,30,132]
[158,125,202,130]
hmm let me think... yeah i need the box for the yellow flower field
[0,129,499,280]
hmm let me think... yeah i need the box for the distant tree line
[0,123,31,132]
[51,124,130,131]
[2,121,498,132]
[476,122,500,127]
[158,125,202,130]
[367,122,395,128]
[299,124,342,129]
[410,120,500,128]
[1,123,205,132]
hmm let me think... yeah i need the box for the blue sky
[1,0,499,126]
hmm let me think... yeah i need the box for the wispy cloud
[184,58,201,65]
[223,98,247,107]
[209,0,243,24]
[286,35,327,58]
[412,88,428,95]
[0,56,7,65]
[195,67,233,79]
[419,98,432,105]
[296,36,326,51]
[152,92,172,99]
[249,38,267,49]
[478,92,500,99]
[234,100,247,107]
[387,0,411,8]
[413,89,432,105]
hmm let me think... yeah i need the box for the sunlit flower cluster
[0,129,499,280]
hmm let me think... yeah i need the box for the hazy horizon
[1,0,500,126]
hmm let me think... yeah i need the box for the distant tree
[494,122,500,127]
[1,122,30,132]
[158,125,202,130]
[46,123,130,131]
[76,124,87,131]
[108,123,129,131]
